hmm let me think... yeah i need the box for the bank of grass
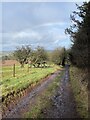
[70,66,88,118]
[1,64,60,98]
[25,69,65,118]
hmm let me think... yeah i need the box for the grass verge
[70,66,88,118]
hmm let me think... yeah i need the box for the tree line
[65,1,89,69]
[2,46,66,68]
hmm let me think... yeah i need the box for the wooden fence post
[13,64,15,77]
[28,64,29,72]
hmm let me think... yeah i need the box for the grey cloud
[2,2,72,32]
[2,22,70,51]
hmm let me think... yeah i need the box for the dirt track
[41,65,79,118]
[3,70,60,118]
[3,65,79,118]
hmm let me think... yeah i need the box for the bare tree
[13,45,32,67]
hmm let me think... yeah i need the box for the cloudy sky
[1,1,83,51]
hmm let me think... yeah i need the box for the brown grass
[70,66,88,118]
[0,60,19,66]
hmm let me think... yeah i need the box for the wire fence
[2,64,30,79]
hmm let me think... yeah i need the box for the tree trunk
[21,63,24,68]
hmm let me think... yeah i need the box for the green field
[1,64,61,99]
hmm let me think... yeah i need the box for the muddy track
[41,65,79,118]
[3,65,79,118]
[3,70,61,118]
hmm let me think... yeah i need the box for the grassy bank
[1,64,62,114]
[70,66,88,118]
[24,69,65,118]
[1,64,60,98]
